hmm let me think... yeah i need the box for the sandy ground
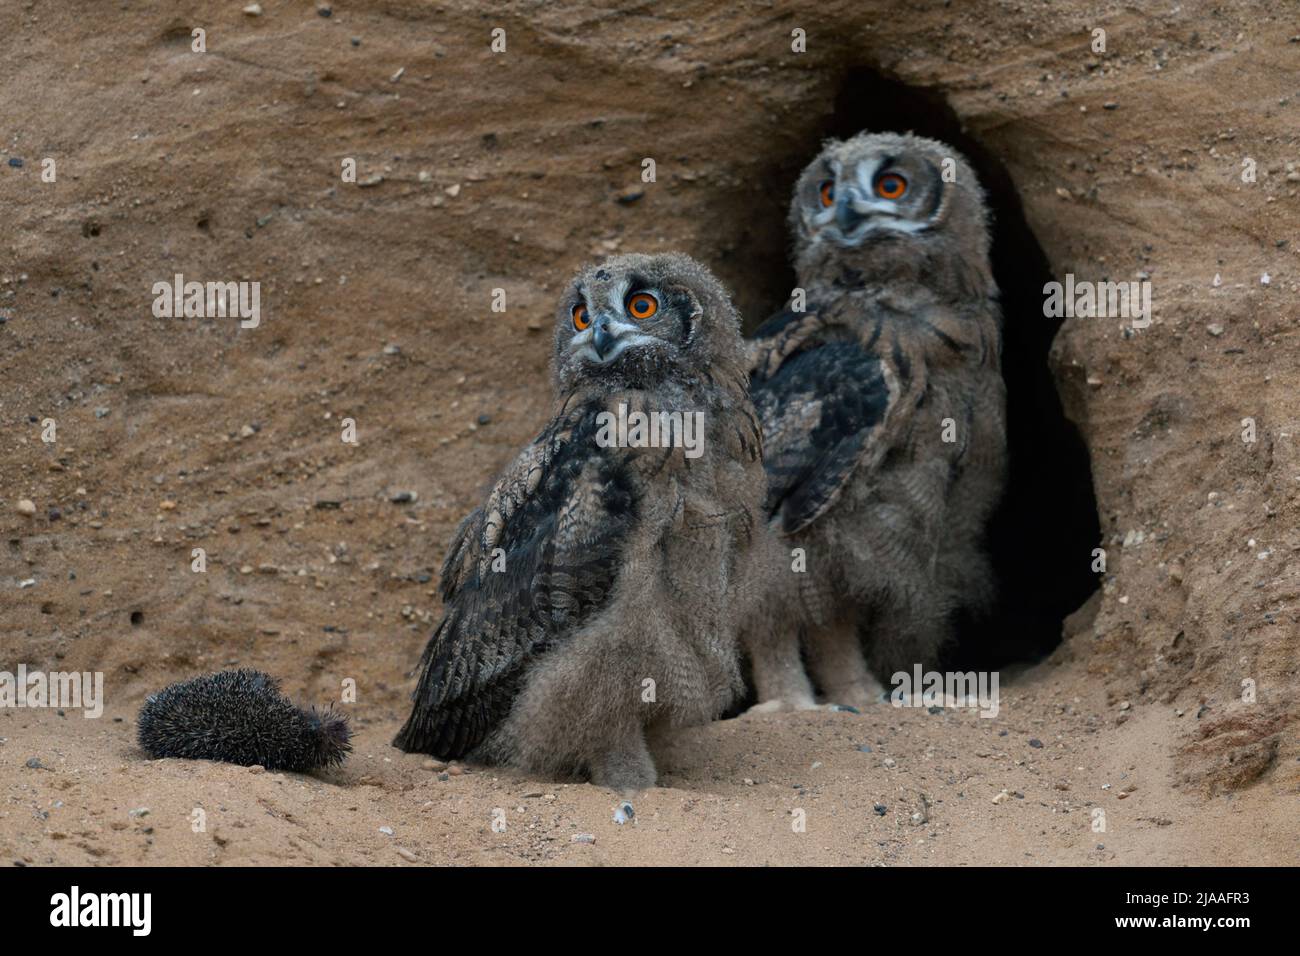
[2,0,1298,865]
[7,665,1296,866]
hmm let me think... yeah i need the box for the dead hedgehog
[137,669,351,773]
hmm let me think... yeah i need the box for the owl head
[788,132,993,293]
[552,253,744,393]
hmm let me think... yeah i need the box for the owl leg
[742,621,818,712]
[861,599,952,683]
[806,615,885,710]
[587,724,657,795]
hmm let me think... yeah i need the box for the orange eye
[627,292,658,320]
[572,303,591,331]
[875,173,907,200]
[819,180,835,207]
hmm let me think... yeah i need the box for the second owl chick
[744,131,1007,711]
[394,253,768,791]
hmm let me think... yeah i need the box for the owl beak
[835,192,865,233]
[593,317,619,359]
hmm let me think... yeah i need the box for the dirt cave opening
[724,66,1102,676]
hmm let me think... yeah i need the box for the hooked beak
[835,190,865,233]
[592,315,619,359]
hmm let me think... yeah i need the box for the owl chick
[394,253,767,792]
[744,132,1007,711]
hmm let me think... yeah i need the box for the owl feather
[393,402,637,757]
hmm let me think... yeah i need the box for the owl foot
[588,732,656,794]
[744,697,843,715]
[818,677,888,712]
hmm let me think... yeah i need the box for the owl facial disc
[816,156,935,246]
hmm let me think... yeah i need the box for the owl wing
[750,307,902,535]
[393,401,637,758]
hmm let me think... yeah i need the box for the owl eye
[626,292,658,320]
[572,303,591,331]
[875,173,908,200]
[818,180,835,207]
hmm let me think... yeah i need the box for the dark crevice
[732,66,1102,674]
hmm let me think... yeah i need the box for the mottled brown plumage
[743,132,1007,710]
[395,253,768,791]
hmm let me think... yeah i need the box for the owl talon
[744,699,791,715]
[744,697,842,715]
